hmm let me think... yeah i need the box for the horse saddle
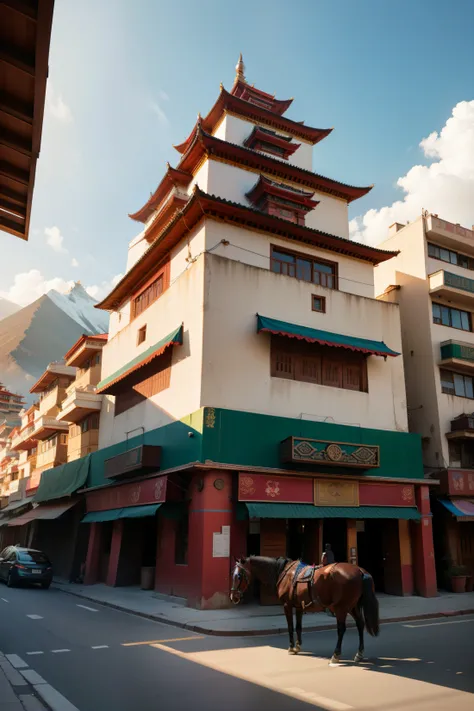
[292,561,324,608]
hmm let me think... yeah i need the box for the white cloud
[0,269,74,307]
[149,95,169,125]
[46,83,73,123]
[71,257,79,267]
[350,100,474,246]
[86,273,123,301]
[158,90,170,102]
[45,226,67,253]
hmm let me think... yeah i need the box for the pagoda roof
[230,79,293,115]
[173,87,332,154]
[178,126,372,204]
[246,175,319,210]
[96,187,397,311]
[129,166,192,223]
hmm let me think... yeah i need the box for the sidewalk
[52,580,474,636]
[0,653,46,711]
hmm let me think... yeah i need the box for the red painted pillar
[190,470,234,610]
[412,485,437,597]
[106,519,124,587]
[84,523,102,585]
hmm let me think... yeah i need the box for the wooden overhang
[230,79,293,115]
[0,0,55,240]
[246,175,318,211]
[63,333,108,368]
[244,126,300,158]
[173,87,332,154]
[178,126,372,204]
[96,187,398,312]
[129,165,192,224]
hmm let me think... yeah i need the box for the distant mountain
[0,283,109,403]
[0,297,20,320]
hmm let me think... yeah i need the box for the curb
[52,584,474,637]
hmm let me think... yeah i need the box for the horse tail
[360,572,380,637]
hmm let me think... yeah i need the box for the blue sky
[2,0,474,305]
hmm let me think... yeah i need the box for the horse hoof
[295,643,301,655]
[354,652,364,663]
[288,647,296,655]
[329,655,340,666]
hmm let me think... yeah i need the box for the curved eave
[246,176,318,210]
[178,127,373,204]
[96,187,398,312]
[174,88,332,156]
[230,80,293,115]
[128,167,192,223]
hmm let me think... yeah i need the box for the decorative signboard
[359,482,415,507]
[87,475,167,512]
[314,480,359,507]
[238,473,313,503]
[281,437,379,469]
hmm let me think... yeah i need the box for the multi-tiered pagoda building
[70,57,436,606]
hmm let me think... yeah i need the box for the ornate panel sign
[314,480,359,507]
[238,473,313,503]
[359,482,415,507]
[281,437,379,469]
[87,475,167,512]
[440,469,474,496]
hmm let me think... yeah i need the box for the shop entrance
[358,519,384,590]
[323,519,347,563]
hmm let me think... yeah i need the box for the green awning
[257,315,399,357]
[96,325,183,393]
[239,503,420,520]
[82,503,161,523]
[34,455,91,504]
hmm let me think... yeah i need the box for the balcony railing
[430,270,474,307]
[451,415,474,432]
[440,340,474,364]
[444,271,474,294]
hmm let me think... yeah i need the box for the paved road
[0,585,473,711]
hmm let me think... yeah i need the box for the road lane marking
[26,652,44,656]
[20,669,47,685]
[404,618,474,628]
[1,597,9,602]
[34,683,81,711]
[51,649,70,654]
[122,636,204,646]
[91,645,109,650]
[76,604,98,612]
[5,654,28,669]
[26,615,43,620]
[284,687,353,711]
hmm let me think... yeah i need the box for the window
[432,302,471,331]
[271,247,337,289]
[441,369,474,398]
[449,440,474,468]
[428,242,473,270]
[312,295,326,313]
[174,511,189,565]
[132,264,169,320]
[114,349,172,416]
[270,336,368,392]
[94,353,101,366]
[137,325,147,346]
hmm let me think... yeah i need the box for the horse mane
[245,556,292,586]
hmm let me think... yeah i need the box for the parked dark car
[0,546,52,589]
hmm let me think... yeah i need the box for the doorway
[323,519,347,563]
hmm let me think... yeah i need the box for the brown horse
[230,556,379,664]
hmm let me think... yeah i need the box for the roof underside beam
[0,91,34,125]
[0,41,36,76]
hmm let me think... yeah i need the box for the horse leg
[295,608,303,654]
[351,604,365,663]
[284,603,296,654]
[330,611,346,665]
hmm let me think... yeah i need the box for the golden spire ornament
[235,53,246,82]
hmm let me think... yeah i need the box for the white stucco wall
[201,252,407,432]
[215,113,314,171]
[206,160,349,239]
[98,255,205,449]
[203,219,374,298]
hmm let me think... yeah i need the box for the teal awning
[239,503,420,520]
[82,503,161,523]
[96,325,183,393]
[34,456,91,504]
[257,315,399,357]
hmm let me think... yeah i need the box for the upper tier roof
[173,87,332,154]
[98,187,397,311]
[129,166,191,224]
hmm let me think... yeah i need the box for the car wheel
[6,571,15,588]
[41,582,51,590]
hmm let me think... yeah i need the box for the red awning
[7,501,78,527]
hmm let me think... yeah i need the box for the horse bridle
[230,561,250,604]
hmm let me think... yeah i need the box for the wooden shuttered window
[114,349,172,416]
[270,335,368,393]
[131,262,170,320]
